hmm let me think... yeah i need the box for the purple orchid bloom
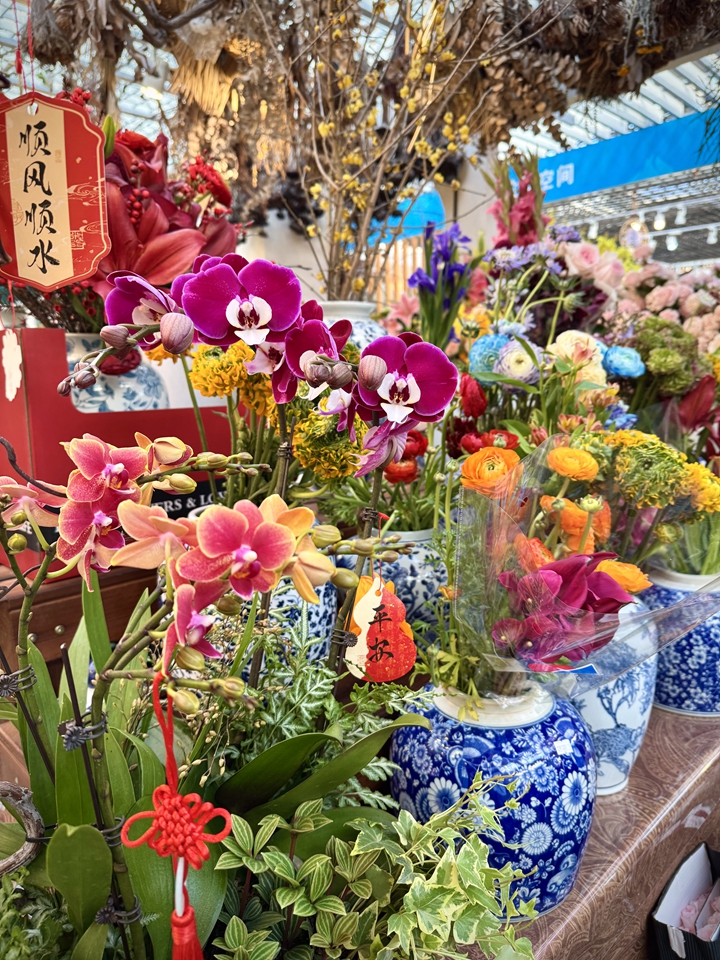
[104,271,178,345]
[356,332,458,426]
[355,419,418,477]
[279,315,353,403]
[171,253,303,348]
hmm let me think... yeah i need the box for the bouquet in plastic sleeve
[451,434,720,699]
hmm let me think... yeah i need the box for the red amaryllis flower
[384,457,419,484]
[404,429,428,458]
[459,373,487,418]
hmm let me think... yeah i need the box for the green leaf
[124,796,173,960]
[104,727,135,818]
[107,591,151,732]
[351,901,378,949]
[291,892,317,917]
[309,861,333,902]
[254,815,281,855]
[230,814,254,855]
[315,895,345,916]
[275,886,305,909]
[333,912,359,946]
[112,727,165,799]
[553,357,572,374]
[246,716,429,824]
[453,904,498,945]
[0,701,17,725]
[82,572,112,670]
[274,809,397,862]
[188,841,227,948]
[474,372,539,393]
[0,822,49,886]
[387,913,415,953]
[18,641,60,824]
[216,731,342,814]
[366,864,393,907]
[499,419,531,438]
[349,878,373,899]
[58,618,90,707]
[71,923,109,960]
[262,849,296,884]
[224,916,247,949]
[253,942,280,960]
[55,696,95,827]
[46,824,112,934]
[574,380,606,392]
[102,115,116,160]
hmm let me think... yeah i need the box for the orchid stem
[180,354,218,504]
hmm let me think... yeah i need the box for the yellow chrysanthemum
[188,342,275,418]
[684,462,720,514]
[602,429,652,449]
[294,411,368,481]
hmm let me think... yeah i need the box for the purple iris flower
[550,224,581,243]
[408,267,437,294]
[355,332,458,425]
[104,271,178,345]
[171,253,303,348]
[432,223,471,262]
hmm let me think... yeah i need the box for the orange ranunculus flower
[547,447,599,482]
[566,529,595,555]
[540,496,588,535]
[596,559,652,593]
[461,447,520,497]
[592,502,611,543]
[514,534,554,572]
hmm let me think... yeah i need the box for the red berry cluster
[55,87,92,106]
[125,182,151,227]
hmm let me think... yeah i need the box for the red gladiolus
[459,373,487,418]
[404,429,429,458]
[384,457,419,485]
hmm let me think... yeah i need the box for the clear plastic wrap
[452,434,720,697]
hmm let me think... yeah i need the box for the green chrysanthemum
[613,438,689,509]
[294,411,368,481]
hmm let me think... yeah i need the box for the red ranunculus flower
[459,373,487,418]
[384,457,419,485]
[404,429,428,459]
[477,429,519,450]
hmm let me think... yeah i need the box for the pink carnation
[658,308,680,323]
[645,282,688,313]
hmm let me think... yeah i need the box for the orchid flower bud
[176,647,206,672]
[326,362,354,389]
[100,324,130,349]
[216,594,242,616]
[167,473,197,494]
[160,312,194,355]
[358,354,387,390]
[331,568,359,589]
[57,379,72,397]
[7,533,27,554]
[74,368,98,389]
[170,689,200,715]
[311,524,343,547]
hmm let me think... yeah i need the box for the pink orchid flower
[163,578,227,671]
[63,434,148,503]
[110,501,197,569]
[176,500,295,598]
[56,494,125,585]
[0,477,66,528]
[259,494,335,603]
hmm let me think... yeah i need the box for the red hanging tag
[0,92,109,291]
[348,575,416,682]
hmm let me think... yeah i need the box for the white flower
[560,772,588,816]
[521,822,553,856]
[427,777,461,814]
[2,330,22,402]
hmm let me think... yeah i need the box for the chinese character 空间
[540,169,555,191]
[556,163,575,188]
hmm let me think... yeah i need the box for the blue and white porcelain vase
[270,579,338,660]
[642,569,720,717]
[66,333,169,413]
[378,529,446,625]
[390,686,596,915]
[571,601,657,795]
[321,301,386,352]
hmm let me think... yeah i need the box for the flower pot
[65,332,169,413]
[320,300,386,352]
[390,685,596,916]
[571,600,657,795]
[376,528,446,625]
[642,569,720,717]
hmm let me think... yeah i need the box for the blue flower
[603,346,646,379]
[408,267,437,293]
[484,246,532,272]
[605,403,638,430]
[468,334,510,384]
[550,224,581,243]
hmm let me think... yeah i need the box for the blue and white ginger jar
[66,333,169,413]
[571,600,657,795]
[390,686,596,915]
[321,300,386,352]
[642,570,720,716]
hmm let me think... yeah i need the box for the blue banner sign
[532,112,715,201]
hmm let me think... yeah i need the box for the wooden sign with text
[0,92,109,291]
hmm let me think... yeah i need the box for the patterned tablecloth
[526,707,720,959]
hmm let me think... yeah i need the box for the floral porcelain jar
[66,333,168,413]
[642,569,720,716]
[320,301,386,352]
[571,601,658,795]
[390,685,596,915]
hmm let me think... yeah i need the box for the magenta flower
[104,272,178,345]
[0,477,66,528]
[62,434,147,503]
[355,419,418,477]
[356,333,458,425]
[163,579,227,671]
[176,500,295,599]
[172,253,303,348]
[278,317,353,403]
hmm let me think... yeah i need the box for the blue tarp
[368,185,446,245]
[532,112,716,201]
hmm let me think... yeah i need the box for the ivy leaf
[351,900,379,949]
[387,913,416,953]
[403,879,455,936]
[453,903,498,944]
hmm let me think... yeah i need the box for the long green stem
[180,354,218,504]
[546,293,565,348]
[226,396,239,507]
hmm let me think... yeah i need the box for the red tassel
[171,906,204,960]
